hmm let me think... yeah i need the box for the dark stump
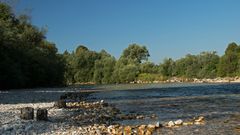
[54,100,66,108]
[36,109,48,121]
[20,107,34,120]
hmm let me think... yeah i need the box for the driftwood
[20,107,34,120]
[36,108,48,121]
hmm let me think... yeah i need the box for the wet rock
[36,108,48,121]
[20,107,34,120]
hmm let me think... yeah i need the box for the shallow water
[89,83,240,125]
[1,83,240,126]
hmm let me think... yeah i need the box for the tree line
[1,2,240,89]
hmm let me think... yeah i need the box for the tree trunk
[20,107,34,120]
[36,109,48,121]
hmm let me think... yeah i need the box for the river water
[88,83,240,125]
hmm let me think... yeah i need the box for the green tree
[71,45,99,83]
[0,2,65,89]
[197,51,219,78]
[93,50,116,84]
[121,44,150,63]
[218,42,240,77]
[160,58,175,77]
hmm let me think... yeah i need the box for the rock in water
[36,109,48,121]
[20,107,34,120]
[167,121,175,127]
[174,119,183,125]
[156,122,161,128]
[195,116,204,122]
[54,100,66,108]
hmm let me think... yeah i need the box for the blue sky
[16,0,240,63]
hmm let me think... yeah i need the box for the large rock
[36,108,48,121]
[20,107,34,120]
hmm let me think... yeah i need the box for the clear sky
[16,0,240,63]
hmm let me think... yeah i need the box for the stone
[195,116,204,122]
[194,121,204,125]
[167,121,175,127]
[183,122,193,126]
[124,126,132,135]
[145,130,152,135]
[54,100,66,108]
[155,122,161,128]
[36,108,48,121]
[20,107,34,120]
[138,125,146,135]
[136,115,144,119]
[147,124,156,132]
[174,119,183,125]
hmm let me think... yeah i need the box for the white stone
[174,119,183,125]
[156,122,160,128]
[168,121,175,127]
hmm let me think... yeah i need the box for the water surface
[89,83,240,125]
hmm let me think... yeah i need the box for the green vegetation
[1,2,240,89]
[0,3,65,89]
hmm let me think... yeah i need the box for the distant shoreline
[72,77,240,85]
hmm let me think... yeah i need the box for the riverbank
[1,100,240,135]
[135,77,240,84]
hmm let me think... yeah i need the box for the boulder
[36,109,48,121]
[20,107,34,120]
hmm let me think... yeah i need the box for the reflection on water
[89,83,240,125]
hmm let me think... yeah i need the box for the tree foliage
[0,3,65,89]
